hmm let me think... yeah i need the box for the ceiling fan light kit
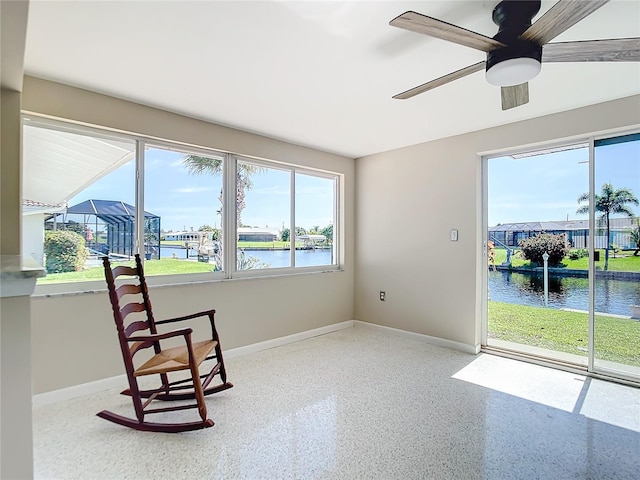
[486,41,542,86]
[389,0,639,110]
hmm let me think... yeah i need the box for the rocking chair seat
[135,339,216,377]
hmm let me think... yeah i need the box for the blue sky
[72,137,638,231]
[70,147,335,232]
[488,137,640,226]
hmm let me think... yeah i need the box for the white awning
[22,124,135,206]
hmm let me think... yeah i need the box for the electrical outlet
[379,291,386,301]
[450,229,458,241]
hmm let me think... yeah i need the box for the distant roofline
[489,217,636,231]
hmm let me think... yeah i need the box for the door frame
[480,129,640,384]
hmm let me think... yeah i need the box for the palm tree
[630,218,640,256]
[577,183,638,270]
[183,155,263,270]
[183,156,262,225]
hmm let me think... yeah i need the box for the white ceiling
[24,0,640,159]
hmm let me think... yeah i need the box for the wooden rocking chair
[99,254,233,432]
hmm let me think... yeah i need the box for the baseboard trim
[33,320,356,407]
[223,320,355,359]
[354,321,480,354]
[32,375,128,408]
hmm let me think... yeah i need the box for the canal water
[488,270,640,316]
[160,245,333,268]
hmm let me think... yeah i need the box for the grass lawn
[161,240,317,249]
[39,239,331,284]
[38,259,215,284]
[493,248,640,272]
[489,301,640,366]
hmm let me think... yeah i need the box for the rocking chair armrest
[155,310,220,340]
[127,328,193,343]
[155,309,216,326]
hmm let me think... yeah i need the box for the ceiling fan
[390,0,640,110]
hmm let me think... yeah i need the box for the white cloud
[174,186,215,193]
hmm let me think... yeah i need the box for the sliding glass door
[484,132,640,383]
[592,133,640,380]
[485,143,590,366]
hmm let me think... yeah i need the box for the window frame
[24,116,342,295]
[231,154,340,278]
[142,141,228,279]
[293,167,339,272]
[481,126,640,384]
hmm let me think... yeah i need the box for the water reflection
[488,270,640,316]
[160,246,333,268]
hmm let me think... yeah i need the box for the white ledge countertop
[1,255,46,278]
[1,255,46,297]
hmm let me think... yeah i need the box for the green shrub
[569,248,589,260]
[44,230,87,273]
[518,233,569,266]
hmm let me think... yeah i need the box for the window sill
[32,266,344,299]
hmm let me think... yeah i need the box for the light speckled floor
[33,325,640,479]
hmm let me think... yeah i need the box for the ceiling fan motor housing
[491,0,541,43]
[486,0,543,86]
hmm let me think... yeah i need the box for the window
[295,172,335,268]
[144,145,225,274]
[236,160,291,270]
[22,117,340,290]
[235,158,338,272]
[22,119,136,285]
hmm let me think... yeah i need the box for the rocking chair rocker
[99,254,233,432]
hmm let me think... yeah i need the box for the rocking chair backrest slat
[103,255,159,380]
[120,302,146,320]
[111,265,138,278]
[124,320,152,338]
[133,254,158,337]
[116,283,142,299]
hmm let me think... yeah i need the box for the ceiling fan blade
[393,61,485,100]
[501,83,529,111]
[521,0,610,45]
[390,11,505,52]
[543,38,640,62]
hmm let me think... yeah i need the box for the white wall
[1,89,36,480]
[354,95,640,351]
[22,77,356,394]
[22,214,45,266]
[1,1,33,475]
